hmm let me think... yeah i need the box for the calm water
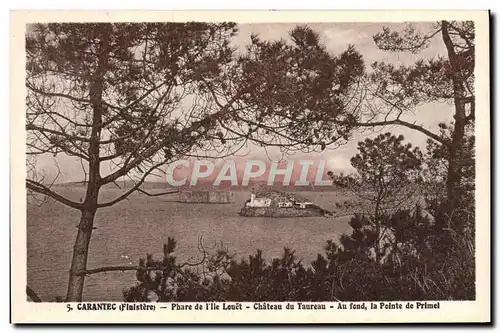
[27,188,352,301]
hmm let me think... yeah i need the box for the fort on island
[178,190,236,204]
[239,190,333,218]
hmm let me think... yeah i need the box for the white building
[246,193,272,208]
[277,201,293,208]
[297,202,313,209]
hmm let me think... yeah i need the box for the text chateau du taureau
[74,301,441,312]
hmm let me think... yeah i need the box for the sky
[31,21,455,184]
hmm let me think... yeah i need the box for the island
[239,190,333,218]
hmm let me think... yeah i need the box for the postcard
[11,9,490,324]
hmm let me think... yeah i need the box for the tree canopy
[26,23,365,208]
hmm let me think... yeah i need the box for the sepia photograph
[11,10,490,323]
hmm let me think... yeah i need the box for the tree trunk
[374,192,382,264]
[65,176,100,301]
[445,116,466,221]
[441,20,468,229]
[26,285,42,302]
[66,207,97,301]
[65,26,109,301]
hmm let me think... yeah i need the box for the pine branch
[352,118,448,147]
[78,261,205,276]
[97,161,167,208]
[78,266,158,275]
[80,236,209,276]
[26,179,83,210]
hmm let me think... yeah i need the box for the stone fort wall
[178,190,236,204]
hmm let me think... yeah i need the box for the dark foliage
[124,201,474,302]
